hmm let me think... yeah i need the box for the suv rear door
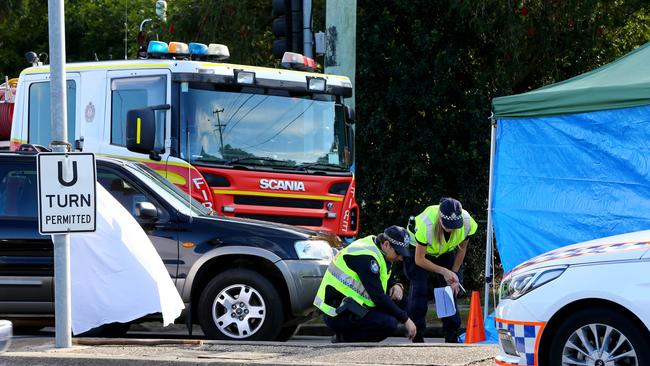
[0,157,53,314]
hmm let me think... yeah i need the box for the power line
[242,101,314,150]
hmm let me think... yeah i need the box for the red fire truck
[6,43,358,240]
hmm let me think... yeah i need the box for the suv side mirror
[126,104,170,161]
[345,105,355,125]
[135,201,158,220]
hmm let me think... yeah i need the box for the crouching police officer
[313,225,417,342]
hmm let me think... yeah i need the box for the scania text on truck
[5,42,359,240]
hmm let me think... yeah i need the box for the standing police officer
[405,197,478,343]
[314,226,418,342]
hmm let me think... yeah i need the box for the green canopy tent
[482,42,650,320]
[494,42,650,118]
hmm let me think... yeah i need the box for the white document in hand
[433,286,456,318]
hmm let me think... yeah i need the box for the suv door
[0,159,53,314]
[96,165,180,281]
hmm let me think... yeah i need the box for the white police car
[495,230,650,366]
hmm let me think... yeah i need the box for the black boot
[412,331,424,343]
[444,330,460,343]
[331,333,344,343]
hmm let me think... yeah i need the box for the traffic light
[271,0,303,58]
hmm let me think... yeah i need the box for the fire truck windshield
[179,85,353,172]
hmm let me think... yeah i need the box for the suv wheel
[198,269,283,340]
[549,307,649,366]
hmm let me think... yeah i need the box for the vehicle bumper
[279,259,329,317]
[495,299,546,366]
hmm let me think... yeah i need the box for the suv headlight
[499,266,567,300]
[294,240,335,261]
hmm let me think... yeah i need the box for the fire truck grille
[234,195,324,209]
[234,214,323,227]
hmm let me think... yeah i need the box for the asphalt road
[4,324,498,366]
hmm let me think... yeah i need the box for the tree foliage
[0,0,156,77]
[0,0,648,291]
[355,0,649,290]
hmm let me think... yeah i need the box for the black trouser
[323,297,408,342]
[403,249,462,337]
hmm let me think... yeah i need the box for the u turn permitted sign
[37,153,97,234]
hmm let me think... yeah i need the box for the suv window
[0,163,38,218]
[28,81,76,147]
[111,76,166,151]
[97,167,169,222]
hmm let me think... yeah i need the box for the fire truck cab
[9,42,359,240]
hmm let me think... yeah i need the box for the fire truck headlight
[294,240,334,261]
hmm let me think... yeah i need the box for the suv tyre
[198,269,283,341]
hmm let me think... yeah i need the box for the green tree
[355,0,649,290]
[167,0,276,67]
[0,0,155,78]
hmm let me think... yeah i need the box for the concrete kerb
[3,338,497,366]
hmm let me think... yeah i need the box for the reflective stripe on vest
[313,236,389,317]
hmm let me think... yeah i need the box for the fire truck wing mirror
[126,104,170,161]
[126,108,156,155]
[345,105,355,125]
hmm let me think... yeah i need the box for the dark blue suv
[0,151,339,341]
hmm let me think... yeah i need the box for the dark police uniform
[314,235,409,342]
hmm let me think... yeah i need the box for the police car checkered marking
[506,241,650,277]
[496,318,546,366]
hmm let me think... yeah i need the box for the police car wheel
[198,269,283,341]
[549,307,649,366]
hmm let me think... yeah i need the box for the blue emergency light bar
[147,41,169,58]
[146,41,230,61]
[189,43,209,57]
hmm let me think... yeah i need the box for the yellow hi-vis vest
[313,236,390,317]
[408,205,478,257]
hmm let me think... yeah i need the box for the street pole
[302,0,313,57]
[213,108,225,155]
[47,0,72,348]
[325,0,356,110]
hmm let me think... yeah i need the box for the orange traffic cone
[464,291,486,343]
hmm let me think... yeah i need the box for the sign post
[37,152,96,348]
[47,0,77,348]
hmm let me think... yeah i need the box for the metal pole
[484,114,497,321]
[302,0,313,57]
[214,108,225,155]
[325,0,356,110]
[47,0,71,348]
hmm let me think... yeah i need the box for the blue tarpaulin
[493,104,650,272]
